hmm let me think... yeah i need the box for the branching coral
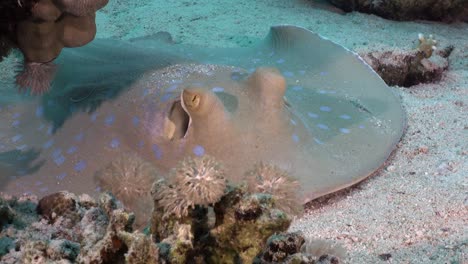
[245,162,303,215]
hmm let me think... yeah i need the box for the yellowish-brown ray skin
[1,64,322,200]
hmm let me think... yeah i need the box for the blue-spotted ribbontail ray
[0,25,405,203]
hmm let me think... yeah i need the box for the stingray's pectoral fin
[246,67,287,111]
[179,88,230,138]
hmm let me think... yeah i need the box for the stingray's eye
[182,89,201,110]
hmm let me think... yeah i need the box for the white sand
[1,0,466,263]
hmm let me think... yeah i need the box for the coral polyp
[94,153,159,227]
[152,179,194,219]
[173,155,227,206]
[245,162,302,215]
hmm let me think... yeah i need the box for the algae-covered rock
[327,0,468,22]
[0,192,136,263]
[118,231,160,264]
[258,232,305,263]
[256,231,346,264]
[208,188,292,263]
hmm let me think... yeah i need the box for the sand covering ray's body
[0,25,405,202]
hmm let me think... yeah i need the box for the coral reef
[361,34,451,87]
[326,0,468,22]
[0,156,321,263]
[151,182,292,263]
[0,192,134,263]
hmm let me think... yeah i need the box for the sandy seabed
[1,0,467,263]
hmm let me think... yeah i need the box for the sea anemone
[173,155,227,206]
[151,179,194,219]
[245,162,302,215]
[94,153,158,227]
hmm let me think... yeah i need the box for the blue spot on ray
[53,155,65,166]
[211,87,224,93]
[36,106,44,117]
[340,128,351,134]
[67,146,78,154]
[52,149,62,157]
[132,116,140,126]
[161,93,172,102]
[74,132,84,142]
[16,145,27,151]
[12,120,20,127]
[319,106,332,112]
[56,172,67,180]
[167,84,178,92]
[152,144,163,160]
[12,134,22,143]
[74,160,87,172]
[110,138,120,148]
[43,139,54,149]
[340,114,351,120]
[193,145,205,156]
[90,113,98,122]
[292,86,303,91]
[307,112,318,118]
[105,115,115,126]
[292,134,299,143]
[317,124,329,130]
[283,71,294,77]
[276,58,285,64]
